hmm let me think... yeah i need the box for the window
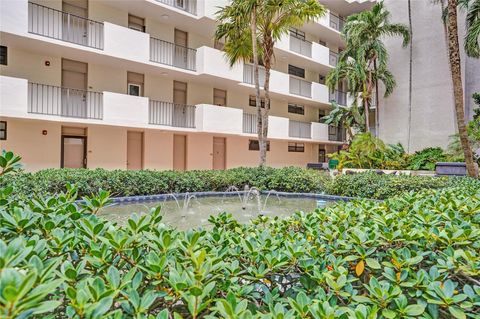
[127,71,144,96]
[319,149,326,163]
[128,14,145,32]
[319,75,325,84]
[289,28,305,40]
[249,95,265,108]
[288,142,304,153]
[213,89,227,106]
[0,121,6,140]
[288,65,305,78]
[128,84,141,96]
[288,103,304,115]
[249,140,270,151]
[0,46,7,65]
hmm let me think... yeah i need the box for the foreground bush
[1,153,479,318]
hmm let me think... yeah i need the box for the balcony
[149,100,196,128]
[150,37,196,71]
[289,120,311,139]
[289,77,312,98]
[289,35,312,58]
[243,113,257,134]
[330,90,347,106]
[154,0,197,15]
[28,82,103,119]
[330,13,345,32]
[28,2,104,49]
[328,125,347,142]
[243,64,266,86]
[195,104,243,134]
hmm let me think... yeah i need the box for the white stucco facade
[0,0,373,171]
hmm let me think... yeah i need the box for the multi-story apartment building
[378,0,480,153]
[0,0,374,171]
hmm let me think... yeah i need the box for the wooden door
[174,29,188,68]
[213,137,226,170]
[127,131,143,170]
[173,81,187,127]
[62,58,87,117]
[62,0,88,45]
[62,136,86,168]
[173,134,186,171]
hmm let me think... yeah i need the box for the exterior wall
[88,126,127,169]
[0,0,362,172]
[227,136,317,168]
[0,119,61,171]
[0,118,321,172]
[379,0,480,152]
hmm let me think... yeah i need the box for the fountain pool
[99,192,341,229]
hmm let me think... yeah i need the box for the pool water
[99,194,331,229]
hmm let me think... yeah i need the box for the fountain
[262,190,281,212]
[164,193,198,218]
[100,189,332,229]
[225,185,262,212]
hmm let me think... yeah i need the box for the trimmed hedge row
[324,172,453,199]
[3,167,329,198]
[3,167,479,200]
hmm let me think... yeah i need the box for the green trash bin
[328,159,339,170]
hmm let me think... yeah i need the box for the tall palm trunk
[251,5,264,167]
[446,0,478,177]
[374,59,379,137]
[260,34,273,167]
[407,0,413,153]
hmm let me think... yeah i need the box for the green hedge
[323,172,457,199]
[2,166,330,198]
[1,175,480,318]
[4,167,479,200]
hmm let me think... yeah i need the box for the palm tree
[326,51,396,133]
[407,0,414,153]
[464,0,480,57]
[446,0,478,177]
[321,101,363,140]
[443,0,480,57]
[215,0,325,167]
[337,1,410,135]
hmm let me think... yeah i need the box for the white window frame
[128,83,142,96]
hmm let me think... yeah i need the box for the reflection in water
[99,195,331,230]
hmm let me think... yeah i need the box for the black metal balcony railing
[150,38,197,71]
[329,51,338,66]
[289,120,311,139]
[243,113,257,134]
[28,82,103,119]
[289,77,312,98]
[330,90,347,106]
[154,0,197,15]
[149,100,195,128]
[289,35,312,58]
[330,12,345,32]
[328,125,347,142]
[28,2,104,49]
